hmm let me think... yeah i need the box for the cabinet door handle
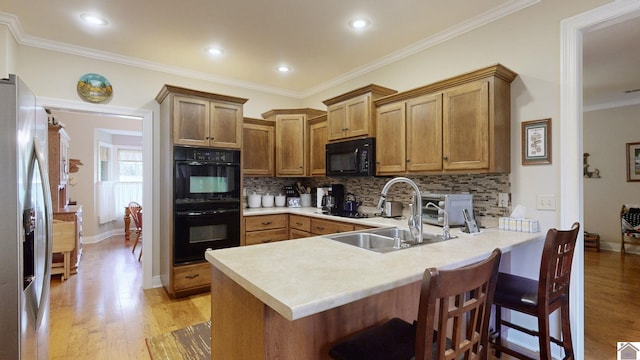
[261,221,272,225]
[315,226,324,230]
[406,159,410,163]
[443,156,448,161]
[185,274,200,279]
[262,239,272,243]
[296,222,303,226]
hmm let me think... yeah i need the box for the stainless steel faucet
[425,202,451,240]
[377,177,423,243]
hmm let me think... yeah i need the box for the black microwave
[325,137,376,177]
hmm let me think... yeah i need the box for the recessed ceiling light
[80,13,108,26]
[277,65,291,73]
[206,47,224,56]
[349,18,370,29]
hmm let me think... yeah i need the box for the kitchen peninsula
[205,208,542,359]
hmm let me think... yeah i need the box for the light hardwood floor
[48,235,210,360]
[48,236,639,359]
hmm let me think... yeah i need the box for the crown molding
[1,0,539,99]
[300,0,540,97]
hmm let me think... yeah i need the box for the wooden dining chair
[328,248,502,360]
[621,205,640,255]
[128,201,142,261]
[492,222,580,360]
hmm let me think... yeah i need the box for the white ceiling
[1,0,639,109]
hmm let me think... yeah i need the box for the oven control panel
[174,146,240,163]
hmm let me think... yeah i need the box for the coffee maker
[320,184,344,215]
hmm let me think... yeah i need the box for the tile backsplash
[244,174,511,221]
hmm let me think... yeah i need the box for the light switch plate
[536,194,556,211]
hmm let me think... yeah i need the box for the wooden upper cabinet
[443,80,489,170]
[375,102,406,174]
[262,108,326,177]
[374,64,517,175]
[242,118,275,176]
[323,84,397,141]
[155,84,248,149]
[308,115,328,176]
[407,94,443,172]
[276,113,306,176]
[173,96,210,147]
[210,102,244,148]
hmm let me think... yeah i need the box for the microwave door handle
[354,148,359,170]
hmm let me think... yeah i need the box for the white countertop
[205,207,543,321]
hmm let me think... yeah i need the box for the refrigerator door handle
[31,138,53,329]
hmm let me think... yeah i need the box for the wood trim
[243,117,275,126]
[374,64,517,106]
[323,84,397,106]
[261,108,326,119]
[155,84,248,104]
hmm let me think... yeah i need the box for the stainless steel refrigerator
[0,74,52,359]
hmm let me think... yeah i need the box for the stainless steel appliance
[173,146,241,264]
[320,184,344,215]
[325,137,375,177]
[0,74,52,359]
[382,201,403,218]
[421,193,474,227]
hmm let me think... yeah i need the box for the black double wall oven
[173,146,241,264]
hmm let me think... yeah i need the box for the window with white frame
[99,144,112,181]
[117,148,143,182]
[97,144,143,224]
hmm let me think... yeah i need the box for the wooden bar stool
[492,222,580,360]
[328,249,502,360]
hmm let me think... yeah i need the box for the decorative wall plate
[77,73,113,103]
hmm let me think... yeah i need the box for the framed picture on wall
[626,142,640,182]
[521,118,551,165]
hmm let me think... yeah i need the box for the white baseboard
[82,229,125,244]
[151,276,163,288]
[600,241,640,254]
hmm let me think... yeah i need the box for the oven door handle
[176,209,240,216]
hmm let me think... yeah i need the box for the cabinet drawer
[245,228,289,245]
[289,228,312,240]
[289,214,311,232]
[173,262,211,291]
[311,218,354,235]
[245,214,288,231]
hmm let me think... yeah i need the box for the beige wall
[302,0,610,230]
[0,24,17,77]
[584,103,640,251]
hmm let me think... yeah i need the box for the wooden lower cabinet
[244,214,289,245]
[246,213,374,243]
[310,218,354,235]
[288,214,311,239]
[172,262,211,293]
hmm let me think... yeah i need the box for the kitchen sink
[326,227,456,253]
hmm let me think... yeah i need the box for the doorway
[561,2,640,359]
[41,98,154,289]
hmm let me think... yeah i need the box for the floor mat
[146,321,211,360]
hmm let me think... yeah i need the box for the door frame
[37,96,155,289]
[561,1,640,358]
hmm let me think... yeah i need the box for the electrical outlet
[498,193,510,207]
[536,194,556,211]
